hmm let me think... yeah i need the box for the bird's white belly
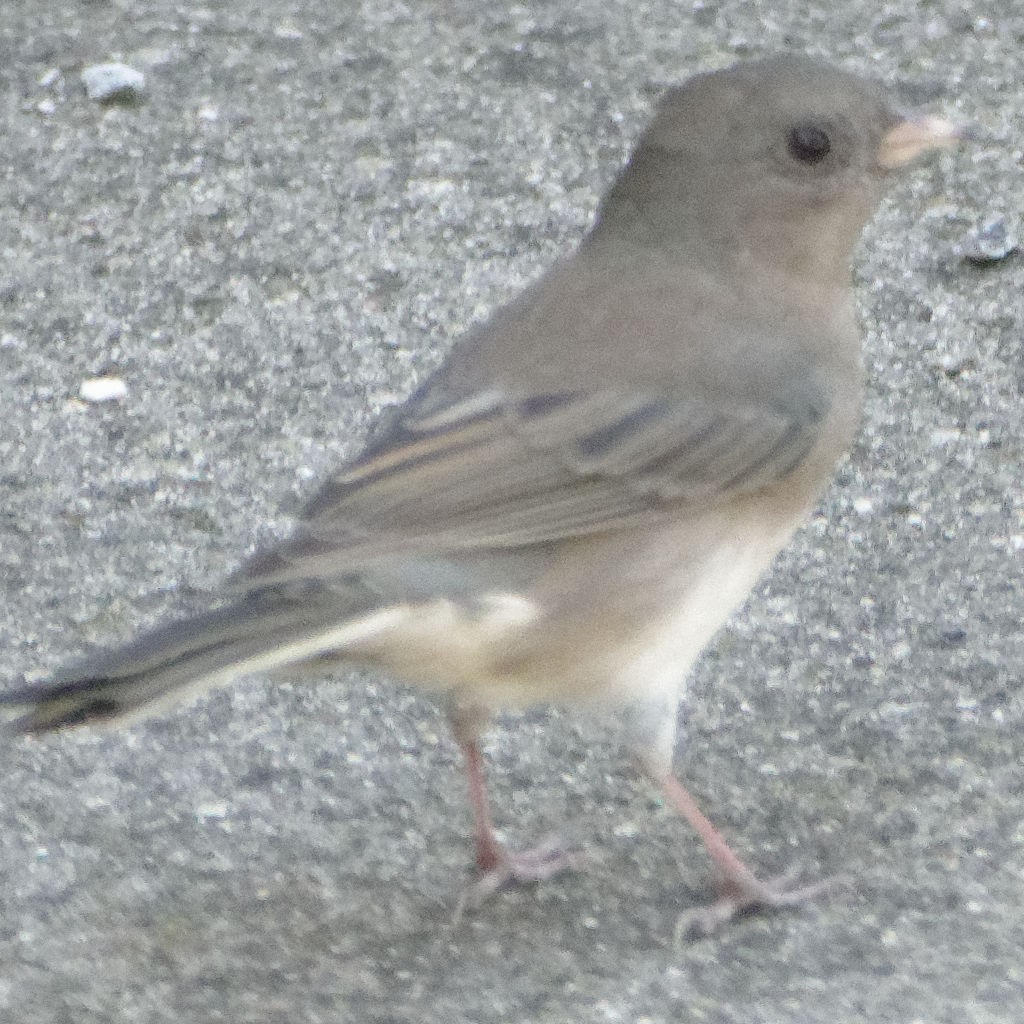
[596,529,788,707]
[337,514,801,711]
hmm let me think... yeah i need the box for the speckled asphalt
[1,3,1021,1022]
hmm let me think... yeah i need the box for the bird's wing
[235,383,826,586]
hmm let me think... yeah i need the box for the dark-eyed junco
[2,55,968,935]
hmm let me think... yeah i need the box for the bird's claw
[452,837,584,924]
[673,868,852,943]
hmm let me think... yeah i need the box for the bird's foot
[453,837,584,923]
[673,865,850,943]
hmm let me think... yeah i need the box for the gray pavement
[1,2,1021,1022]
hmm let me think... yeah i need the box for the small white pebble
[81,62,146,102]
[930,428,962,446]
[273,22,304,40]
[963,215,1019,265]
[195,801,229,822]
[36,98,57,116]
[852,496,873,516]
[878,700,919,718]
[406,178,456,201]
[39,67,61,88]
[80,376,128,403]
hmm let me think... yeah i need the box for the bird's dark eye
[787,125,832,164]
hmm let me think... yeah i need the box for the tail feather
[1,585,385,734]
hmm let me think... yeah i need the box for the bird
[1,54,968,936]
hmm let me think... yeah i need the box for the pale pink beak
[878,116,975,169]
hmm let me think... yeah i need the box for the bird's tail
[0,585,382,734]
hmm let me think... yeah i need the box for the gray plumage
[1,54,967,933]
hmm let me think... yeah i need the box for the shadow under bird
[1,55,970,936]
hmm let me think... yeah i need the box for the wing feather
[235,384,826,586]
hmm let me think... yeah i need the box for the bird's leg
[626,696,843,938]
[448,704,582,916]
[653,769,846,940]
[460,734,579,880]
[460,732,507,874]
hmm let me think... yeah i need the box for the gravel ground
[1,2,1021,1022]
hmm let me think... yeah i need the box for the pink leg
[461,735,505,873]
[454,735,582,917]
[657,772,846,939]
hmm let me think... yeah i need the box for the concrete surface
[1,2,1021,1022]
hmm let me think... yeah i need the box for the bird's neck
[581,206,856,324]
[582,147,866,296]
[585,201,859,294]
